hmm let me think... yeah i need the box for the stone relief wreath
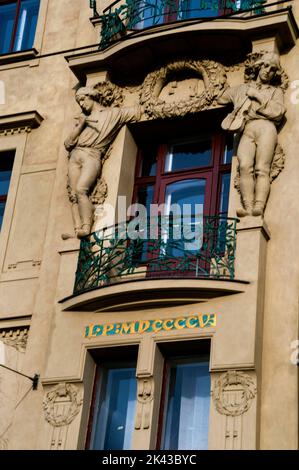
[140,59,228,119]
[43,383,83,427]
[213,370,257,417]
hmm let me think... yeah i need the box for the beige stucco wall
[0,0,298,450]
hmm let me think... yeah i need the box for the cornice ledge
[0,48,38,66]
[0,110,44,134]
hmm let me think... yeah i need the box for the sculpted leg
[253,124,277,216]
[76,156,101,238]
[67,157,82,234]
[236,133,256,217]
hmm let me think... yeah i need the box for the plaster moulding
[0,111,44,136]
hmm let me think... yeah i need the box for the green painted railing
[73,216,238,294]
[94,0,267,48]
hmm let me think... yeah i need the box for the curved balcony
[97,0,267,48]
[67,1,297,80]
[73,215,238,294]
[59,215,250,312]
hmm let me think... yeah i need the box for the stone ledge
[0,48,38,65]
[0,111,44,133]
[60,278,249,312]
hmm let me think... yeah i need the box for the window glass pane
[92,367,137,450]
[164,179,206,255]
[223,135,234,164]
[165,140,212,172]
[0,151,15,230]
[133,0,164,29]
[13,0,40,51]
[0,171,12,195]
[0,2,17,54]
[140,145,158,177]
[164,179,205,216]
[219,173,231,216]
[137,185,154,212]
[162,360,210,450]
[180,0,219,19]
[0,201,6,230]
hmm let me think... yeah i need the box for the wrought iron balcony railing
[94,0,267,48]
[73,215,238,295]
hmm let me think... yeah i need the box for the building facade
[0,0,298,450]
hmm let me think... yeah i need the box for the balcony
[96,0,268,49]
[64,1,297,80]
[73,215,238,296]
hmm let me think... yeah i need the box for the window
[157,341,211,450]
[0,0,40,54]
[134,132,233,219]
[87,347,138,450]
[0,150,15,230]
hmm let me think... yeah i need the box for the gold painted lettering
[186,316,198,329]
[121,322,136,335]
[152,320,163,332]
[174,317,186,330]
[138,320,151,333]
[163,319,174,331]
[102,323,115,336]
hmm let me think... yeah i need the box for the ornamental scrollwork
[135,377,154,430]
[213,370,257,417]
[43,383,83,427]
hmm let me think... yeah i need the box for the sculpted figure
[218,52,286,217]
[64,84,142,238]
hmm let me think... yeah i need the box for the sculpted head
[75,87,99,114]
[75,82,123,113]
[254,52,282,84]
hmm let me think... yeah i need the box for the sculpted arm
[255,87,285,122]
[217,87,234,106]
[64,115,86,151]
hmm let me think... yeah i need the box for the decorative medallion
[43,383,83,427]
[213,370,257,417]
[141,59,228,119]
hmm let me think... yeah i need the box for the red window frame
[133,132,232,217]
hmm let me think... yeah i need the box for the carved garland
[213,370,257,417]
[140,59,228,119]
[43,383,83,427]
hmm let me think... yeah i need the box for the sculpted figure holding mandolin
[218,52,286,217]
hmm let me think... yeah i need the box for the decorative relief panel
[135,377,154,431]
[42,383,83,450]
[140,59,227,119]
[0,327,29,353]
[213,370,257,417]
[212,371,257,450]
